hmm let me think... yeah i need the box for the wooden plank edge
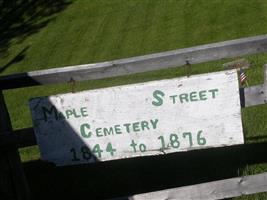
[128,172,267,200]
[244,85,267,107]
[1,34,267,89]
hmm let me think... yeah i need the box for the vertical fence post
[0,91,31,200]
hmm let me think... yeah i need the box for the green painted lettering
[190,91,198,101]
[170,134,180,148]
[152,90,165,106]
[197,130,206,145]
[114,125,122,134]
[150,119,159,129]
[139,144,147,152]
[179,93,189,103]
[199,90,207,100]
[80,107,88,117]
[169,95,178,104]
[42,106,58,122]
[73,109,81,118]
[209,89,219,98]
[96,128,103,137]
[103,127,114,136]
[123,123,131,133]
[182,132,193,146]
[141,121,150,131]
[130,140,137,152]
[80,123,91,138]
[58,112,66,120]
[65,109,73,119]
[133,122,140,132]
[81,146,92,160]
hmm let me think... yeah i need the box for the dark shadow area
[22,142,267,200]
[29,97,99,166]
[0,72,42,90]
[0,93,98,200]
[0,0,72,70]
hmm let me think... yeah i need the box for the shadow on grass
[0,46,29,73]
[0,0,72,71]
[246,135,267,142]
[22,142,267,200]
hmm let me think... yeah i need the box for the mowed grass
[1,0,267,199]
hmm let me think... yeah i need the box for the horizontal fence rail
[0,128,35,150]
[1,34,267,90]
[128,172,267,200]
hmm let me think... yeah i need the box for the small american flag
[239,68,247,86]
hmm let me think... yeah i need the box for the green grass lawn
[1,0,267,199]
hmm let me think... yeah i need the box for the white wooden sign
[29,70,244,166]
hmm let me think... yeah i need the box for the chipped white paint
[29,70,244,166]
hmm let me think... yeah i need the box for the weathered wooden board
[29,70,243,166]
[244,85,266,107]
[129,172,267,200]
[2,34,267,90]
[244,64,267,107]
